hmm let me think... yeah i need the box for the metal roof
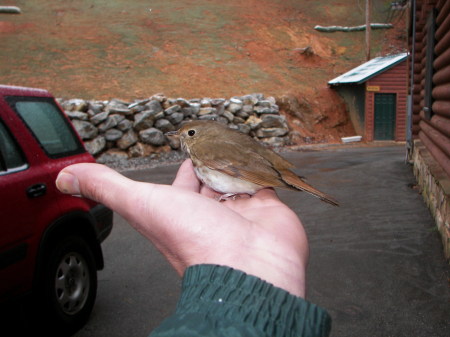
[328,53,408,86]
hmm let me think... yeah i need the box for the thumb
[56,163,138,214]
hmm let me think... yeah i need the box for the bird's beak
[165,131,178,137]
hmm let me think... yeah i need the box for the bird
[168,120,339,206]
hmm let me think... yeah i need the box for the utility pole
[366,0,371,60]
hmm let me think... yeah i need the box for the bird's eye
[188,130,196,137]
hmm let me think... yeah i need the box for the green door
[374,93,396,140]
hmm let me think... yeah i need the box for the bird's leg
[216,193,252,202]
[217,193,238,201]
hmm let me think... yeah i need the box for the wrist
[235,250,307,298]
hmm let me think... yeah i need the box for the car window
[7,97,84,158]
[0,120,28,175]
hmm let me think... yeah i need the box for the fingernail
[56,171,80,195]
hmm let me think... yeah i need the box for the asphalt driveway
[71,145,449,337]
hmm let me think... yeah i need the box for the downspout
[406,0,416,161]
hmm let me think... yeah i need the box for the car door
[0,94,95,300]
[0,117,55,298]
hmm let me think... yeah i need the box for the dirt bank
[0,0,406,143]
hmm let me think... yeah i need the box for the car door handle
[27,183,47,198]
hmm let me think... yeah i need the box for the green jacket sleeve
[150,264,331,337]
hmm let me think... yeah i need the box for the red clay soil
[0,0,407,144]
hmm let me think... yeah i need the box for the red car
[0,85,113,334]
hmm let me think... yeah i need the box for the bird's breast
[194,165,262,195]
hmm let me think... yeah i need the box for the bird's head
[166,120,225,153]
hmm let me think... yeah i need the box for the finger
[199,184,221,199]
[172,160,219,199]
[252,188,280,202]
[56,163,171,238]
[56,163,141,215]
[171,159,201,192]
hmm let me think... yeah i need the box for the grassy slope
[0,0,406,98]
[0,0,406,141]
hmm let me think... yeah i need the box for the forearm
[150,264,331,337]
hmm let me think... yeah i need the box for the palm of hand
[166,160,308,297]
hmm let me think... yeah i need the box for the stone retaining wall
[411,139,450,259]
[59,93,290,162]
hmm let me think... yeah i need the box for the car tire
[37,235,98,334]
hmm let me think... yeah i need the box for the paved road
[73,145,449,337]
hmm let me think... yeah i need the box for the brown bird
[169,120,338,206]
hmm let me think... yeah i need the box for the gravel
[100,150,186,172]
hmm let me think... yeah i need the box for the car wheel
[37,235,97,334]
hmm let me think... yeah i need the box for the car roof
[0,84,52,97]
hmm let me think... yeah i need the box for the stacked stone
[59,93,289,160]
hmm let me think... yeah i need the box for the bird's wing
[191,141,289,188]
[190,136,339,206]
[279,169,339,206]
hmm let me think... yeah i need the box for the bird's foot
[217,193,238,201]
[216,193,251,201]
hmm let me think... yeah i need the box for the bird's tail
[280,170,339,206]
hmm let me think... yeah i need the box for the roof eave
[327,53,408,86]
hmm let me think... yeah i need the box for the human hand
[56,159,309,297]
